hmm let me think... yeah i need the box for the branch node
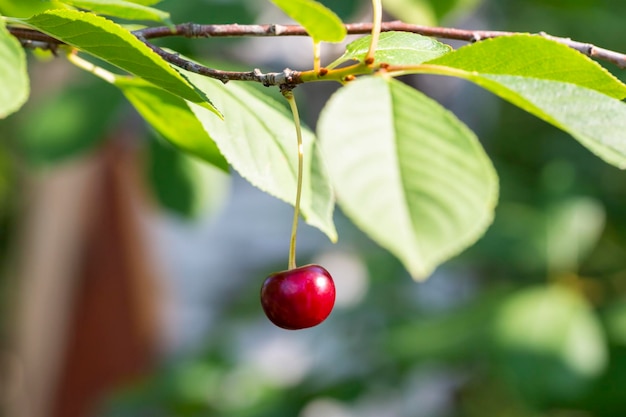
[19,39,59,55]
[284,68,298,85]
[269,24,288,36]
[187,23,206,38]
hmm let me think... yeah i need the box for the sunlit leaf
[318,76,498,280]
[186,73,337,242]
[60,0,172,25]
[427,34,626,99]
[328,31,451,68]
[0,21,29,118]
[115,76,228,171]
[123,0,162,6]
[410,35,626,168]
[269,0,346,43]
[0,0,67,17]
[22,9,219,115]
[383,0,482,25]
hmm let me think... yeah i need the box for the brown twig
[8,21,626,86]
[134,21,514,40]
[537,32,626,69]
[7,27,65,45]
[134,33,300,86]
[133,21,626,69]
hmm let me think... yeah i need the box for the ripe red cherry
[260,264,336,330]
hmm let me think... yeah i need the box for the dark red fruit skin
[260,264,335,330]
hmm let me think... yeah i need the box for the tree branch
[8,21,626,86]
[134,33,300,86]
[133,21,626,69]
[7,27,65,44]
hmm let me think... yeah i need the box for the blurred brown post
[8,138,161,417]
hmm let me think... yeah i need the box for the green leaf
[269,0,346,43]
[115,76,228,171]
[328,31,451,69]
[60,0,172,25]
[124,0,161,5]
[387,288,507,361]
[413,35,626,168]
[318,77,498,280]
[0,0,67,17]
[314,0,362,20]
[17,78,122,165]
[544,197,605,274]
[22,9,219,115]
[146,138,230,219]
[0,21,29,119]
[447,74,626,169]
[428,34,626,99]
[493,285,607,400]
[603,301,626,346]
[0,21,30,119]
[186,73,337,242]
[383,0,482,26]
[487,76,626,168]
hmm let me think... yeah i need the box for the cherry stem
[282,89,304,271]
[313,40,321,73]
[66,50,116,84]
[366,0,383,64]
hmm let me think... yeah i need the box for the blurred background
[2,0,626,416]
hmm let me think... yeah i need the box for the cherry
[260,92,335,330]
[260,264,336,330]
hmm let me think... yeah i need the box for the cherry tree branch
[134,21,626,69]
[8,21,626,87]
[133,33,299,85]
[7,27,63,53]
[7,27,64,44]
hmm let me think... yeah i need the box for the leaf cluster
[1,0,626,281]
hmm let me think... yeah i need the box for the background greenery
[2,0,626,416]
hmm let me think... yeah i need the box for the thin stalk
[366,0,383,64]
[282,89,304,270]
[66,51,116,84]
[299,61,373,83]
[313,40,321,73]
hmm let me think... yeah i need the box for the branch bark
[134,21,626,69]
[134,33,299,85]
[8,21,626,86]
